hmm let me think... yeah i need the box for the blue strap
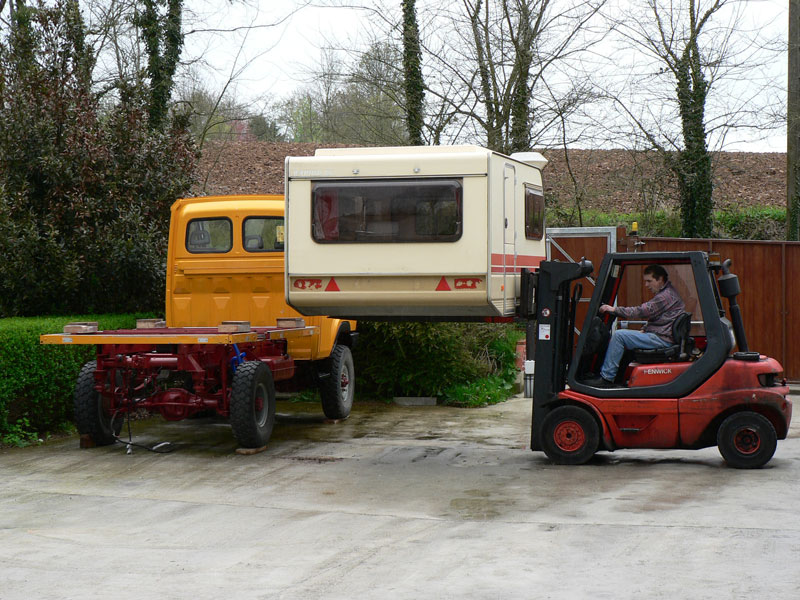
[230,343,247,373]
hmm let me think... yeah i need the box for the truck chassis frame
[44,326,320,448]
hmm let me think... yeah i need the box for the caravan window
[312,179,462,243]
[525,185,545,240]
[186,218,232,253]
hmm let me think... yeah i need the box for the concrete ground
[2,394,799,600]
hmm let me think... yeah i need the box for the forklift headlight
[758,372,781,387]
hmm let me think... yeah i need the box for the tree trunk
[140,0,183,131]
[468,0,501,151]
[674,41,713,238]
[789,0,800,240]
[402,0,425,146]
[509,0,533,153]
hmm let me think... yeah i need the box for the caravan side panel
[487,154,547,316]
[285,146,546,319]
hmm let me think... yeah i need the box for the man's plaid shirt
[613,281,685,343]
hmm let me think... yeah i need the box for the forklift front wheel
[717,411,777,469]
[541,405,600,465]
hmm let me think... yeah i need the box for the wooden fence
[548,228,800,381]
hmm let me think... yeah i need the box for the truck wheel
[541,405,600,465]
[230,361,276,448]
[74,361,121,446]
[319,345,354,420]
[717,411,777,469]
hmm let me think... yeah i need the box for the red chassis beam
[92,339,295,421]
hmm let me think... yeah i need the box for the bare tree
[275,43,407,145]
[422,0,606,153]
[546,79,604,225]
[319,0,604,150]
[605,0,783,238]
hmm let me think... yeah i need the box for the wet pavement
[2,394,800,599]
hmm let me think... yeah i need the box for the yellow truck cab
[166,195,354,362]
[41,194,357,450]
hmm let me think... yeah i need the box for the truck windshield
[311,179,462,243]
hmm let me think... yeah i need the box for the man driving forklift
[585,264,684,388]
[528,252,790,468]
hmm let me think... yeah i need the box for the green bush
[0,313,156,445]
[440,327,521,407]
[548,207,684,237]
[441,375,515,408]
[0,3,196,317]
[354,322,522,405]
[713,206,786,240]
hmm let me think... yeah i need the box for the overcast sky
[181,0,788,152]
[183,1,364,100]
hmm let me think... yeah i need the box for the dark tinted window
[243,217,285,252]
[312,179,462,243]
[525,185,545,240]
[186,218,232,253]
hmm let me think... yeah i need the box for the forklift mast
[520,260,593,451]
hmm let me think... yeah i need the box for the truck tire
[319,345,354,420]
[74,361,121,446]
[717,411,777,469]
[230,361,276,448]
[540,405,600,465]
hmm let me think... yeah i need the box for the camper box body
[285,145,547,318]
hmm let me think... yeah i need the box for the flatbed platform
[40,326,318,346]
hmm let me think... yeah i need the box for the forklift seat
[633,312,693,364]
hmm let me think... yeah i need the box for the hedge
[353,321,523,406]
[0,313,155,445]
[2,315,523,445]
[547,206,786,240]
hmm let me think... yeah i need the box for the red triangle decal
[436,276,451,291]
[325,278,340,292]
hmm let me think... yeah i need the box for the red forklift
[520,251,792,468]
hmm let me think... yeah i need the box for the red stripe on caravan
[490,253,546,267]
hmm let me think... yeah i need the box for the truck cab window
[244,217,285,252]
[186,218,232,253]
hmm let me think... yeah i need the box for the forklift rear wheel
[230,361,276,448]
[541,405,600,465]
[74,361,122,446]
[319,345,354,420]
[717,411,777,469]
